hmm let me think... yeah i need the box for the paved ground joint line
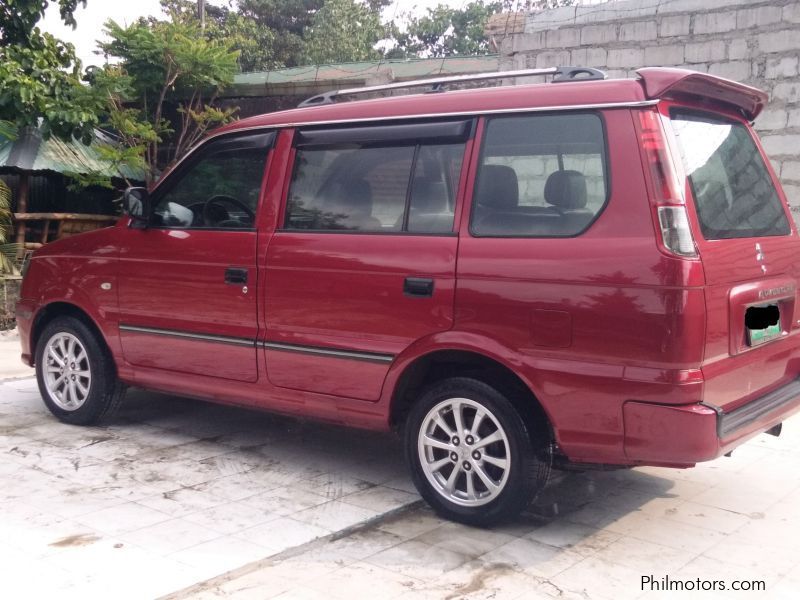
[161,500,426,600]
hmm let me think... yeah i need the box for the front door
[264,120,472,400]
[116,132,274,382]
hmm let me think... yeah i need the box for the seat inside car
[329,179,383,230]
[474,164,559,235]
[543,169,595,233]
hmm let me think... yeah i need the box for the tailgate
[666,107,800,413]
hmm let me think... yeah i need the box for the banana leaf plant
[0,177,21,276]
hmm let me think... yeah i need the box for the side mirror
[122,187,150,228]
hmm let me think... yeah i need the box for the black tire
[35,316,126,425]
[405,377,551,526]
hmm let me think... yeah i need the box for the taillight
[637,109,697,258]
[657,206,696,257]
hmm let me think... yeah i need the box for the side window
[287,146,414,231]
[471,113,608,237]
[285,127,466,233]
[152,134,271,229]
[407,144,463,234]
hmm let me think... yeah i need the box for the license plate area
[745,304,782,346]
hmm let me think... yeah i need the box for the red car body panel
[17,68,800,468]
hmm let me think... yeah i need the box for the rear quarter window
[670,110,790,240]
[471,112,608,237]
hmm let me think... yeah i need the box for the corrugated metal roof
[226,55,500,98]
[0,127,145,180]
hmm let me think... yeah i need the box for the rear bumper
[715,377,800,437]
[623,377,800,466]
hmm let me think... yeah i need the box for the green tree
[163,0,386,71]
[390,0,574,59]
[0,177,19,274]
[98,16,239,178]
[160,0,278,72]
[390,1,503,58]
[0,0,84,46]
[236,0,325,68]
[304,0,384,64]
[0,0,108,143]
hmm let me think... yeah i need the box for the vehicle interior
[285,140,463,233]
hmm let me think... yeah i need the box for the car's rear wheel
[35,316,125,425]
[405,377,550,526]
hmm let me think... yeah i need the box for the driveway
[171,418,800,600]
[0,377,417,599]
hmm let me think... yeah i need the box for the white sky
[41,0,467,68]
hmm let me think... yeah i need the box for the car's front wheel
[405,377,551,526]
[35,316,125,425]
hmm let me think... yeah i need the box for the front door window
[152,133,272,229]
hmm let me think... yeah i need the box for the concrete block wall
[499,0,800,217]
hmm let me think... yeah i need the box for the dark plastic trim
[119,324,255,348]
[262,341,395,364]
[295,119,472,147]
[552,66,607,83]
[712,377,800,438]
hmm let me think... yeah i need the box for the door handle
[225,267,248,285]
[404,277,434,297]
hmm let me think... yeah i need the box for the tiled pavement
[2,374,800,599]
[0,378,418,599]
[170,415,800,600]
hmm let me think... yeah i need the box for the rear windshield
[670,110,789,239]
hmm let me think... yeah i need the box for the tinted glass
[407,144,463,233]
[287,146,413,231]
[671,111,789,239]
[153,144,267,229]
[285,141,465,233]
[471,113,608,237]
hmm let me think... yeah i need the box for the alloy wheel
[417,397,511,507]
[42,332,92,411]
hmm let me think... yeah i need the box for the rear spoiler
[636,68,768,121]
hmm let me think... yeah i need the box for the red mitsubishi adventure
[16,67,800,524]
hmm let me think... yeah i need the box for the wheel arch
[31,302,111,366]
[389,348,553,444]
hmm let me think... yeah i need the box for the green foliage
[207,10,280,72]
[0,177,12,244]
[390,0,574,59]
[0,0,85,46]
[0,178,20,275]
[163,0,393,71]
[146,1,580,74]
[390,1,503,58]
[0,118,16,140]
[161,0,280,73]
[159,0,568,71]
[97,16,239,179]
[0,243,20,275]
[0,35,107,144]
[304,0,384,65]
[0,0,110,144]
[100,18,238,105]
[163,0,324,71]
[236,0,325,68]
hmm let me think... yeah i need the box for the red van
[16,67,800,524]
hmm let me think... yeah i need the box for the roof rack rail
[297,66,606,108]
